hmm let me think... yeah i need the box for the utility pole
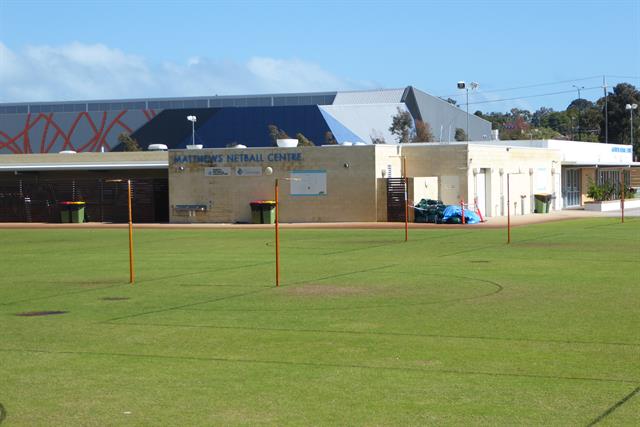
[603,76,609,144]
[572,85,584,141]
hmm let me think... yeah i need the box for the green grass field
[1,218,639,426]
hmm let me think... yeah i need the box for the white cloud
[0,42,370,102]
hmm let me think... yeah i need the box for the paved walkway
[0,208,637,230]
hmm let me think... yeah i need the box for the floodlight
[186,115,197,122]
[457,80,479,141]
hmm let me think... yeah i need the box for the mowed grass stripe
[0,347,636,385]
[103,321,640,348]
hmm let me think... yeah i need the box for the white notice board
[290,170,327,196]
[535,168,548,192]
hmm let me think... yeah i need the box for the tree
[370,130,386,144]
[532,107,554,127]
[454,128,467,142]
[599,83,640,155]
[267,124,290,146]
[510,108,533,123]
[389,107,414,144]
[566,98,601,141]
[526,127,562,140]
[545,111,572,137]
[324,131,338,145]
[296,133,315,147]
[118,133,141,151]
[412,120,434,142]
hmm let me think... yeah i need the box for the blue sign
[611,147,631,153]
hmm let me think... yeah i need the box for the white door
[476,171,486,215]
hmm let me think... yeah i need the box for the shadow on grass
[587,386,640,426]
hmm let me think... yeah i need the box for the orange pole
[620,170,625,223]
[474,196,485,222]
[507,174,511,244]
[403,157,408,242]
[404,176,408,241]
[127,179,134,284]
[461,199,466,224]
[275,178,280,287]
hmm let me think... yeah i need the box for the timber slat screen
[0,177,169,223]
[386,177,407,222]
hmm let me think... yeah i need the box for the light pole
[186,115,197,146]
[572,85,584,140]
[626,103,637,149]
[457,81,479,141]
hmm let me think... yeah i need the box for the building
[1,86,637,223]
[1,139,636,224]
[167,139,636,223]
[0,87,492,153]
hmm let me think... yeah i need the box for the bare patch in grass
[101,297,130,301]
[16,310,67,317]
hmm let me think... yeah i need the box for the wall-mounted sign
[173,152,303,164]
[235,167,262,176]
[535,168,548,192]
[205,167,231,176]
[611,147,632,153]
[290,170,327,196]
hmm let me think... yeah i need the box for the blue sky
[0,0,638,113]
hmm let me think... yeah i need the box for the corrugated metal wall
[0,172,168,223]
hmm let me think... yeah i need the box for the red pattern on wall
[142,109,157,121]
[0,110,153,154]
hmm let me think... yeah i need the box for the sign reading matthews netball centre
[172,152,303,164]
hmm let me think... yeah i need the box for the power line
[467,85,603,106]
[439,75,603,99]
[606,75,640,80]
[431,75,638,111]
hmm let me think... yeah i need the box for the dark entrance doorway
[386,177,407,222]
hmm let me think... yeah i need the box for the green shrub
[587,178,636,201]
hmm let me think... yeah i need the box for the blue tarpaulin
[441,205,481,224]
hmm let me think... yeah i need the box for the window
[597,169,629,193]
